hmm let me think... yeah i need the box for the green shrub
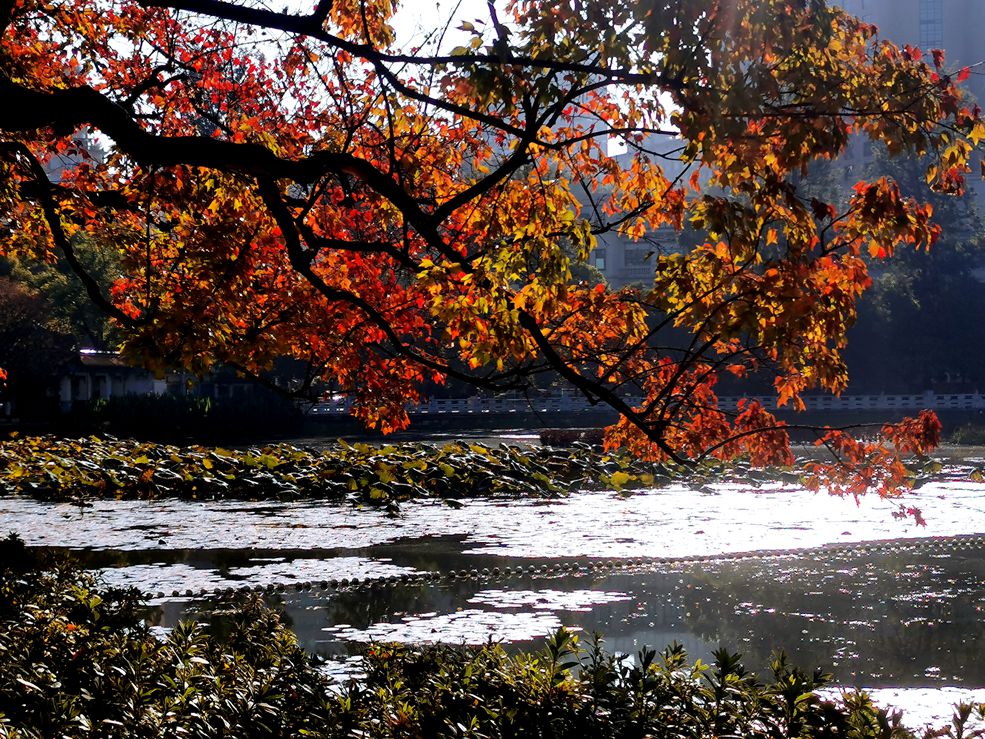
[947,422,985,446]
[67,392,304,441]
[347,635,909,739]
[0,535,335,738]
[3,534,980,738]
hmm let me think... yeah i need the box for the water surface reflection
[146,544,985,689]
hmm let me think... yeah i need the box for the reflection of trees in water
[139,546,985,688]
[225,580,499,658]
[679,548,985,687]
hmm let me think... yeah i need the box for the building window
[624,249,653,267]
[919,0,943,48]
[593,249,606,271]
[73,375,88,400]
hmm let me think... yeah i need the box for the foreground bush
[3,536,981,738]
[0,537,336,737]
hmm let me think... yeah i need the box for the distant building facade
[838,0,984,106]
[59,351,165,410]
[58,350,266,411]
[836,0,985,207]
[595,1,985,289]
[581,136,695,288]
[43,130,105,184]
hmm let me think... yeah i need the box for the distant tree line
[843,151,985,394]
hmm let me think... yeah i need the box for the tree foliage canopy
[0,276,75,415]
[0,0,982,497]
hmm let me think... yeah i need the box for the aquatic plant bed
[2,542,980,739]
[0,434,810,506]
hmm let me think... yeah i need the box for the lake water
[4,474,985,729]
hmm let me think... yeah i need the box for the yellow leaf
[969,121,985,147]
[376,463,395,483]
[608,471,633,490]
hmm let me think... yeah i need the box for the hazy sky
[390,0,500,50]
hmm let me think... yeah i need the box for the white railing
[309,391,985,416]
